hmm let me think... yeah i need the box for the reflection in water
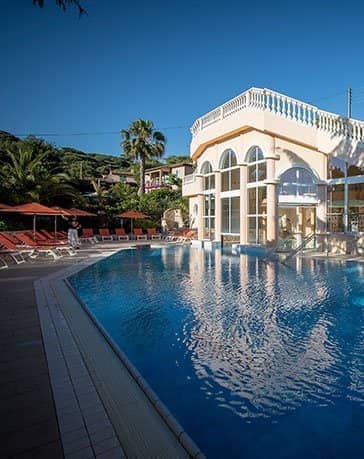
[180,249,362,419]
[70,247,364,458]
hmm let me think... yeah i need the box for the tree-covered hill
[0,131,132,180]
[0,129,190,230]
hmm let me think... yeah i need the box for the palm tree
[0,143,79,204]
[120,119,166,195]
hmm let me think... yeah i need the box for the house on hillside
[145,163,194,193]
[101,170,137,187]
[183,87,364,249]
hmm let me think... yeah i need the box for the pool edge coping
[64,277,204,458]
[35,247,205,459]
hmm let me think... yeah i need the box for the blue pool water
[70,247,364,458]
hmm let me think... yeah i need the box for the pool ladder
[282,233,316,263]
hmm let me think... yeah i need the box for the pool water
[70,247,364,458]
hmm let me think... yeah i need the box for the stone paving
[0,241,197,459]
[0,246,122,458]
[0,261,73,458]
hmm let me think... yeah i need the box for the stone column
[240,164,248,244]
[265,136,279,245]
[310,208,316,234]
[266,180,278,244]
[214,171,221,242]
[197,194,205,241]
[317,183,327,234]
[265,158,279,244]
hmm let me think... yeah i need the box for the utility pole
[347,87,352,119]
[344,87,352,232]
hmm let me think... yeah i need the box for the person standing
[67,216,81,248]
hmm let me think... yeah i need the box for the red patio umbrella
[68,207,97,217]
[117,210,149,232]
[0,202,62,237]
[0,203,12,209]
[52,206,73,216]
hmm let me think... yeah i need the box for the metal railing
[282,233,316,263]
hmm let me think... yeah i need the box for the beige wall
[184,88,363,244]
[190,129,324,180]
[188,196,199,229]
[191,103,362,164]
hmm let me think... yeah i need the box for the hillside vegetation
[0,130,190,230]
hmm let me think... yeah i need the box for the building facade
[183,87,364,247]
[145,163,194,193]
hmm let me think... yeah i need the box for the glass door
[278,207,316,250]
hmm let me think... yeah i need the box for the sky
[2,0,364,158]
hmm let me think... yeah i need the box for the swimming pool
[70,247,364,458]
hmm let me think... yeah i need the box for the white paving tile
[35,254,125,459]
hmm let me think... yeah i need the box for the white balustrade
[183,174,195,185]
[190,87,364,141]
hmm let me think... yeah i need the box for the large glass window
[201,161,215,239]
[328,157,364,179]
[204,195,215,239]
[349,183,364,232]
[328,182,364,232]
[247,186,266,243]
[221,197,240,233]
[328,184,344,232]
[247,146,266,183]
[220,149,240,192]
[279,167,317,197]
[201,161,215,191]
[246,146,267,243]
[220,150,240,234]
[327,153,363,232]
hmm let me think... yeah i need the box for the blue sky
[2,0,364,157]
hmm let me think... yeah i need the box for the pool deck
[0,241,201,459]
[0,241,362,458]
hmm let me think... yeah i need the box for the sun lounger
[167,230,195,244]
[0,255,8,269]
[99,228,113,241]
[178,230,196,243]
[26,231,76,255]
[2,232,25,246]
[15,233,64,260]
[114,228,129,240]
[164,231,178,242]
[33,231,67,245]
[80,228,98,244]
[0,234,29,264]
[40,229,67,241]
[147,228,162,240]
[133,228,147,240]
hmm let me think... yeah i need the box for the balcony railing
[183,174,196,185]
[191,87,364,142]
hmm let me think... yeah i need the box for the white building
[183,87,364,249]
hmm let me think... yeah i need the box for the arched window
[200,161,215,191]
[246,146,267,244]
[201,161,212,174]
[279,167,317,197]
[220,149,237,169]
[220,149,240,192]
[246,146,266,183]
[200,161,215,239]
[219,149,240,234]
